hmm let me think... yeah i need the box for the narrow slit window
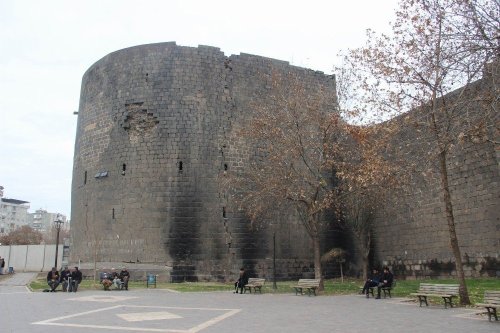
[222,207,226,218]
[224,163,228,171]
[178,161,183,172]
[112,208,115,219]
[84,171,87,185]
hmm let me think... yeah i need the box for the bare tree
[227,69,341,289]
[338,123,405,280]
[337,0,498,305]
[0,225,43,245]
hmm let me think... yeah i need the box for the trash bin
[8,267,14,274]
[147,274,157,288]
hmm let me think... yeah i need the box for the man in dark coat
[70,267,83,292]
[60,267,71,292]
[376,266,394,299]
[361,268,380,298]
[47,267,60,292]
[234,267,249,294]
[119,267,130,290]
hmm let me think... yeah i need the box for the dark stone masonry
[71,42,498,281]
[70,42,338,282]
[370,65,499,278]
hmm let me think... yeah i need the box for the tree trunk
[312,235,324,290]
[438,150,470,305]
[361,255,369,281]
[93,242,98,283]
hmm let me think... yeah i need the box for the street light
[273,231,277,290]
[53,214,64,269]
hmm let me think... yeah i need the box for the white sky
[0,0,399,217]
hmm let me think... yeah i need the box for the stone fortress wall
[71,42,498,281]
[371,67,499,278]
[70,42,338,281]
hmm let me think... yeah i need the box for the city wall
[71,42,498,281]
[371,68,499,278]
[70,42,338,281]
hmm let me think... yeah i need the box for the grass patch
[27,276,499,306]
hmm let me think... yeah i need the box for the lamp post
[273,232,277,290]
[53,214,64,269]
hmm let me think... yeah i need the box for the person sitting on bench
[361,268,380,298]
[47,267,60,292]
[234,267,249,294]
[70,266,82,292]
[60,267,71,292]
[110,268,122,289]
[101,271,113,290]
[376,266,393,299]
[119,267,130,290]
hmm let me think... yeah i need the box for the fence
[0,244,64,272]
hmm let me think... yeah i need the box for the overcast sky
[0,0,399,218]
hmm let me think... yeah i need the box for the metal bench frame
[243,278,266,294]
[410,283,459,308]
[292,279,321,296]
[476,290,500,322]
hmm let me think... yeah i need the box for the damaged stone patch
[122,103,159,143]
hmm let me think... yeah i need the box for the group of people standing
[361,266,394,299]
[46,266,82,292]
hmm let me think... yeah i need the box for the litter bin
[147,274,157,288]
[8,267,14,274]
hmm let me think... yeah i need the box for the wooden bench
[292,279,320,296]
[476,290,500,321]
[410,283,459,308]
[243,278,266,294]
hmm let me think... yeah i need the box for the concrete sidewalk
[0,285,497,332]
[0,274,497,333]
[0,272,37,286]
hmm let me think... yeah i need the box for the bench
[410,283,459,308]
[243,278,266,294]
[380,279,396,298]
[360,280,396,298]
[476,290,500,321]
[292,279,321,296]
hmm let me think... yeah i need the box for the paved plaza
[0,273,497,333]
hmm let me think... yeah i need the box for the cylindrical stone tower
[71,42,338,281]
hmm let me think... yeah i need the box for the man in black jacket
[376,266,394,299]
[60,267,71,292]
[234,267,249,294]
[119,267,130,290]
[70,267,83,292]
[361,268,380,298]
[47,267,60,292]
